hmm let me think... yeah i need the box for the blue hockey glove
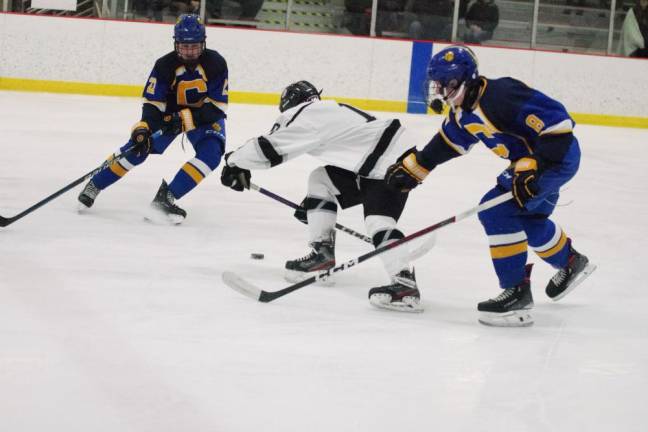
[221,153,251,192]
[512,157,539,208]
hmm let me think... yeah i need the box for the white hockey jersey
[227,100,411,179]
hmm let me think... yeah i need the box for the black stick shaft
[250,183,373,244]
[0,130,162,227]
[257,192,513,302]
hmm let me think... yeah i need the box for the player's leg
[78,133,175,210]
[285,165,361,283]
[476,186,534,327]
[359,179,420,312]
[524,211,595,302]
[524,139,596,300]
[150,123,224,224]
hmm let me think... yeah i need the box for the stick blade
[222,271,263,301]
[0,216,12,228]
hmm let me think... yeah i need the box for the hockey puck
[250,253,265,260]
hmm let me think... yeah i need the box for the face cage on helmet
[175,42,205,63]
[426,77,468,110]
[428,78,461,100]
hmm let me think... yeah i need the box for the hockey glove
[221,153,251,192]
[293,198,308,225]
[162,108,197,135]
[385,150,430,192]
[130,121,152,156]
[512,157,540,208]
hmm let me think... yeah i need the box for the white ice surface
[1,91,647,432]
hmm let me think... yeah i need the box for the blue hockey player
[78,14,228,224]
[385,45,596,327]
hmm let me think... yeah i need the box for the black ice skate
[478,264,534,327]
[368,269,423,313]
[546,244,596,301]
[78,180,100,211]
[284,238,335,284]
[147,180,187,225]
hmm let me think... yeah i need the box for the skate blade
[551,263,597,302]
[284,269,335,286]
[144,206,185,225]
[369,294,424,313]
[478,310,534,327]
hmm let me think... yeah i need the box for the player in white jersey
[221,81,422,312]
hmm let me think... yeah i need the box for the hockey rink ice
[1,91,647,432]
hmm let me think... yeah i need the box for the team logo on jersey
[444,51,455,62]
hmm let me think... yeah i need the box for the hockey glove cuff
[130,121,152,156]
[385,152,430,192]
[512,157,540,208]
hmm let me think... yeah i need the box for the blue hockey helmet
[279,81,322,112]
[174,14,206,65]
[426,45,479,109]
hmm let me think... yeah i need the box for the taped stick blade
[222,271,263,301]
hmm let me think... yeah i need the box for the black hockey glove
[162,108,196,135]
[293,198,308,225]
[511,157,540,208]
[130,121,152,156]
[221,153,251,192]
[385,149,430,193]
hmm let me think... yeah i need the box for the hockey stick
[223,191,513,302]
[0,131,162,228]
[249,183,373,244]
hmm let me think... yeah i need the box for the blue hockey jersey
[140,48,228,131]
[420,77,576,167]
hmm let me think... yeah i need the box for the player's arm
[385,117,471,192]
[511,106,576,208]
[226,116,321,170]
[130,61,172,155]
[199,58,229,123]
[221,113,322,191]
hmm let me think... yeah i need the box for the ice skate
[78,180,100,211]
[146,180,187,225]
[284,238,335,285]
[546,244,596,301]
[478,264,534,327]
[368,269,423,313]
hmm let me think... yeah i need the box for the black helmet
[279,81,322,112]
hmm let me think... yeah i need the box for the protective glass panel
[287,0,347,34]
[399,0,454,41]
[535,0,612,53]
[460,0,533,48]
[614,0,648,57]
[343,0,373,35]
[373,0,408,38]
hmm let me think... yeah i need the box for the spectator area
[10,0,637,53]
